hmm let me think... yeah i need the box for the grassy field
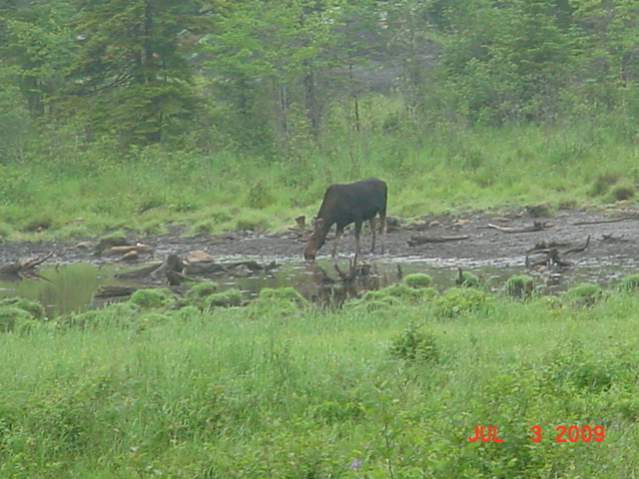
[1,114,638,241]
[1,279,639,478]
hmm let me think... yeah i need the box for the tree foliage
[0,0,637,154]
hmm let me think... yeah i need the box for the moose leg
[379,212,387,254]
[353,221,363,267]
[332,227,343,262]
[369,218,377,254]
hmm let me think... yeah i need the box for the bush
[504,275,534,300]
[171,305,202,321]
[204,289,243,309]
[0,297,46,319]
[564,283,604,308]
[389,322,439,363]
[404,273,433,289]
[619,274,639,293]
[129,288,174,309]
[435,287,491,318]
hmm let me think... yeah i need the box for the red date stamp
[468,424,606,444]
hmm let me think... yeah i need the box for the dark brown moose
[304,178,387,264]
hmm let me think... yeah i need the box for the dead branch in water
[0,252,53,277]
[407,235,470,247]
[487,221,552,234]
[572,216,639,226]
[525,236,590,269]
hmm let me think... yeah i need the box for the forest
[0,0,638,237]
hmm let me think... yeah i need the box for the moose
[304,178,387,264]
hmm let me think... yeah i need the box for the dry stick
[407,235,470,247]
[487,221,552,234]
[563,235,591,255]
[572,216,639,226]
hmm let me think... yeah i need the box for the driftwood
[0,252,53,277]
[525,240,571,253]
[487,221,552,234]
[407,235,470,247]
[104,243,153,257]
[115,262,164,280]
[95,285,138,299]
[562,235,591,255]
[601,233,630,242]
[572,216,639,226]
[525,236,590,269]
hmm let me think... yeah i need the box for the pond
[0,254,633,317]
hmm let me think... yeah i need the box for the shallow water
[0,254,634,317]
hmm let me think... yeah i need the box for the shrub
[619,274,639,293]
[404,273,433,289]
[204,289,243,309]
[129,288,174,309]
[435,287,491,318]
[504,275,534,300]
[389,322,439,362]
[0,297,46,319]
[564,283,604,308]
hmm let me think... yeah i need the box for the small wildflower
[350,459,363,470]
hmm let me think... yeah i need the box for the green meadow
[1,279,639,478]
[1,114,638,241]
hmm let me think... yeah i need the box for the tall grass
[2,287,639,477]
[1,111,638,240]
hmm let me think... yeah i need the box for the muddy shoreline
[1,208,638,272]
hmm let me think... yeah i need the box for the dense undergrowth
[1,275,639,477]
[1,113,638,241]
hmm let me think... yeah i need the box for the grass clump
[0,306,37,334]
[457,271,480,288]
[204,289,243,309]
[504,275,535,300]
[128,288,174,309]
[249,287,308,317]
[564,282,604,308]
[389,322,439,363]
[590,172,620,197]
[0,297,46,320]
[186,281,219,308]
[610,181,636,202]
[619,274,639,293]
[403,273,433,289]
[435,287,491,318]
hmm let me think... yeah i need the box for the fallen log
[572,216,639,226]
[115,262,163,280]
[104,243,153,257]
[487,221,552,234]
[526,240,571,253]
[95,285,138,299]
[407,235,470,247]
